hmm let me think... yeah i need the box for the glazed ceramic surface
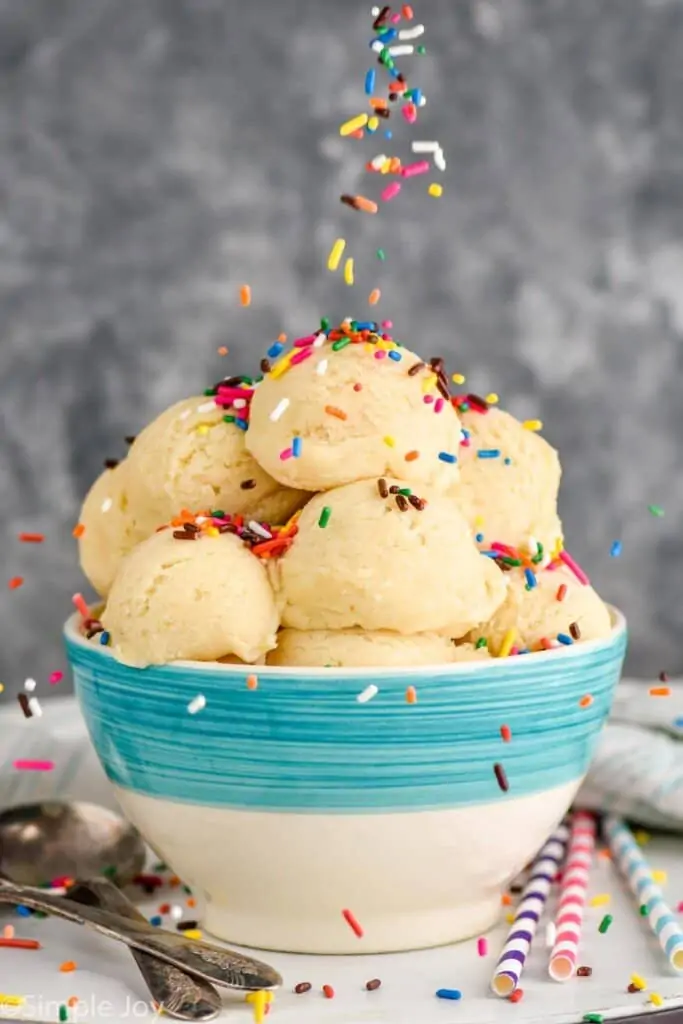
[65,611,627,954]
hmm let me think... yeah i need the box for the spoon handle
[0,879,281,991]
[68,879,222,1022]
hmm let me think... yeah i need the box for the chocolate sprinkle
[377,478,389,499]
[260,358,271,374]
[17,693,32,719]
[366,979,382,991]
[577,966,592,977]
[408,494,426,511]
[173,530,197,540]
[660,670,669,682]
[569,621,581,640]
[389,485,400,494]
[124,435,136,445]
[373,5,391,29]
[467,393,489,412]
[294,982,312,995]
[176,920,199,931]
[395,494,409,511]
[240,479,257,490]
[103,458,119,469]
[408,361,425,377]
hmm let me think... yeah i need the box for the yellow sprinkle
[428,183,443,197]
[523,419,543,431]
[364,342,375,353]
[339,113,368,136]
[650,993,663,1007]
[182,929,203,940]
[380,159,392,174]
[497,629,516,658]
[630,974,647,991]
[327,237,346,271]
[474,515,485,528]
[635,830,651,845]
[0,684,4,693]
[0,996,25,1007]
[204,528,219,538]
[485,392,499,404]
[589,894,611,907]
[368,115,379,131]
[269,356,293,380]
[196,424,210,436]
[383,436,396,447]
[505,912,515,924]
[344,257,355,286]
[653,870,668,885]
[245,990,273,1024]
[452,372,466,384]
[422,373,437,393]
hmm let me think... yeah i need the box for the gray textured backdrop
[2,0,681,698]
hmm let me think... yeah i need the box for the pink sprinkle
[423,395,434,405]
[216,386,254,398]
[290,347,313,366]
[401,102,417,124]
[559,550,590,585]
[477,936,488,957]
[49,671,63,685]
[374,350,387,360]
[13,760,55,772]
[677,902,683,912]
[381,182,402,202]
[510,647,520,656]
[434,398,444,413]
[72,593,90,621]
[381,320,393,328]
[401,160,430,178]
[491,542,516,555]
[279,448,293,461]
[461,437,471,447]
[293,334,316,348]
[390,10,401,21]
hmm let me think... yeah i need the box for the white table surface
[1,697,683,1024]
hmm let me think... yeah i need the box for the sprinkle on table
[509,989,524,1003]
[59,960,77,972]
[435,989,462,1001]
[0,938,40,950]
[322,984,335,999]
[649,686,671,696]
[583,1015,604,1023]
[294,982,312,994]
[366,978,382,991]
[630,973,647,990]
[577,966,593,977]
[650,993,664,1007]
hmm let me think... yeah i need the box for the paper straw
[605,815,683,972]
[491,822,570,997]
[549,811,596,981]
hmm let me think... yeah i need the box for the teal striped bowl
[65,610,627,954]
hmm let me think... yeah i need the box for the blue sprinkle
[436,989,462,1001]
[475,533,484,543]
[518,647,530,655]
[234,418,248,431]
[380,27,397,42]
[557,633,574,645]
[674,717,683,729]
[524,568,537,589]
[354,321,376,331]
[149,915,163,927]
[462,428,471,440]
[292,436,302,458]
[389,66,401,78]
[477,449,501,459]
[365,69,376,95]
[504,457,512,465]
[438,452,457,464]
[388,350,402,361]
[610,540,622,558]
[412,88,423,105]
[481,550,499,558]
[385,129,392,139]
[99,631,110,645]
[16,906,32,917]
[267,342,284,359]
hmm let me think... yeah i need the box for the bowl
[65,609,627,954]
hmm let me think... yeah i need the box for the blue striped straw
[604,815,683,972]
[491,822,570,996]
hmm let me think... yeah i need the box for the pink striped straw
[548,811,596,981]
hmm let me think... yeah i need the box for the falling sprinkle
[187,694,206,715]
[589,894,610,907]
[344,257,355,285]
[428,183,443,197]
[8,577,24,590]
[368,288,381,306]
[546,922,557,948]
[648,505,665,517]
[327,238,346,271]
[50,671,63,685]
[72,593,90,620]
[342,909,364,938]
[477,937,488,957]
[18,533,44,543]
[239,285,252,307]
[523,420,543,431]
[598,914,613,934]
[376,248,386,260]
[494,763,509,792]
[610,540,622,557]
[72,523,85,539]
[500,724,511,742]
[340,113,368,135]
[405,686,417,704]
[13,760,54,772]
[357,684,379,704]
[246,675,259,691]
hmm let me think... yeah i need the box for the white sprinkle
[418,95,427,107]
[370,39,384,53]
[28,696,43,718]
[399,24,425,40]
[316,359,328,376]
[411,141,440,153]
[197,401,216,414]
[187,694,206,715]
[179,409,192,420]
[313,332,327,348]
[195,516,208,525]
[233,398,247,409]
[270,398,290,422]
[371,153,388,169]
[248,520,272,540]
[24,678,36,692]
[101,497,113,513]
[545,922,556,948]
[388,44,414,57]
[357,684,379,704]
[371,5,380,15]
[170,904,184,921]
[525,535,539,556]
[434,147,446,171]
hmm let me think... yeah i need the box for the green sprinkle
[320,317,331,331]
[640,904,648,916]
[318,506,332,529]
[203,387,216,396]
[475,637,488,649]
[102,865,118,879]
[398,488,412,496]
[648,505,665,517]
[598,913,613,933]
[59,1005,68,1023]
[501,557,522,567]
[416,44,427,54]
[210,510,225,519]
[583,1015,603,1024]
[223,415,236,424]
[332,338,351,351]
[153,862,168,871]
[376,249,386,261]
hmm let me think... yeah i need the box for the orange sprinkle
[539,637,553,650]
[350,129,364,139]
[579,694,594,708]
[186,897,196,908]
[404,450,420,462]
[246,675,259,691]
[18,533,44,543]
[556,583,567,601]
[368,288,381,306]
[501,893,512,906]
[169,875,181,887]
[278,333,287,343]
[251,537,295,558]
[325,405,348,421]
[59,961,77,972]
[402,3,414,17]
[217,346,229,356]
[67,997,79,1008]
[405,686,417,704]
[8,577,24,590]
[649,686,671,696]
[369,98,388,109]
[239,284,252,307]
[598,848,612,860]
[2,926,14,939]
[354,196,378,214]
[389,156,401,173]
[72,523,85,539]
[158,903,170,914]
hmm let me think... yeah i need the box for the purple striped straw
[491,822,570,997]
